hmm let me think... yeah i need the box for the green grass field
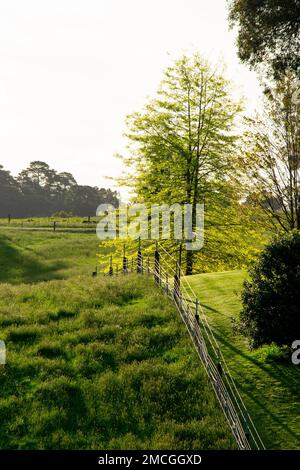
[0,227,235,449]
[0,228,104,284]
[1,223,299,450]
[0,216,98,228]
[187,271,300,450]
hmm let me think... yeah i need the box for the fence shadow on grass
[212,323,300,393]
[212,330,300,447]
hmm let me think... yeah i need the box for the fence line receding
[98,240,265,451]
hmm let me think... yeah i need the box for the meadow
[0,225,102,284]
[1,221,299,450]
[0,225,235,449]
[187,271,300,450]
[0,216,98,228]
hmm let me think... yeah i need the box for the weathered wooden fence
[99,240,265,451]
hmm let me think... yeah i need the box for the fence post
[174,270,180,305]
[53,221,56,232]
[123,244,128,273]
[178,242,182,278]
[8,214,11,224]
[109,255,113,276]
[173,243,183,305]
[92,265,98,277]
[137,237,143,273]
[154,241,160,284]
[195,298,200,325]
[174,260,181,306]
[217,349,223,377]
[131,258,134,273]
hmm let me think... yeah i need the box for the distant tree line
[0,161,119,218]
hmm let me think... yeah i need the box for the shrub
[240,232,300,348]
[52,211,74,218]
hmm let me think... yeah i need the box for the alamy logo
[291,340,300,365]
[96,203,204,251]
[0,340,6,365]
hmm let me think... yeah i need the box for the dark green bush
[52,211,74,218]
[240,232,300,348]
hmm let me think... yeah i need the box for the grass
[0,274,235,450]
[0,216,98,229]
[0,228,108,283]
[0,225,235,449]
[186,270,300,450]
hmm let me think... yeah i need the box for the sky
[0,0,262,196]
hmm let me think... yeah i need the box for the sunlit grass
[187,270,300,450]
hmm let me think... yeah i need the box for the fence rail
[99,241,265,451]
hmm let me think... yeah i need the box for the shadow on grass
[212,330,300,446]
[0,233,67,284]
[211,320,300,393]
[242,388,300,448]
[201,303,220,314]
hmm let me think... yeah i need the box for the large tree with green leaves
[122,54,242,274]
[228,0,300,78]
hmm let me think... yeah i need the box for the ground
[0,226,102,283]
[187,271,300,450]
[1,223,299,450]
[0,226,234,449]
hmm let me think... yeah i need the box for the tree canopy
[228,0,300,77]
[121,54,267,273]
[0,161,119,218]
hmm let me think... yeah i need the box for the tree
[0,161,119,218]
[57,172,77,191]
[18,161,55,187]
[238,74,300,231]
[122,54,242,274]
[228,0,300,78]
[240,232,300,348]
[0,165,21,217]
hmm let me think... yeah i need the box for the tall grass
[0,274,235,449]
[0,228,108,283]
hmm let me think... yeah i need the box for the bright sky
[0,0,262,195]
